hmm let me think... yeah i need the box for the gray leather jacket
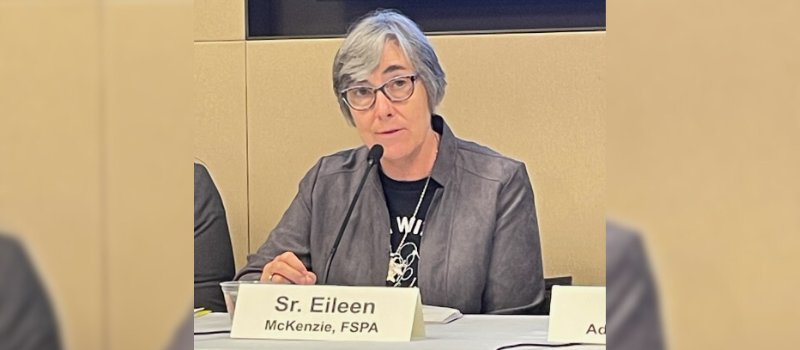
[237,115,544,314]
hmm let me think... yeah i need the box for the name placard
[231,284,425,341]
[547,286,606,344]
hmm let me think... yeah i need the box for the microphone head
[367,144,384,165]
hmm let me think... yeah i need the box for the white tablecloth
[195,313,605,350]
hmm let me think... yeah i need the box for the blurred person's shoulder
[606,221,665,350]
[606,221,648,266]
[194,162,216,193]
[0,233,63,350]
[0,232,22,247]
[0,232,45,286]
[0,233,25,268]
[193,162,226,222]
[606,220,640,242]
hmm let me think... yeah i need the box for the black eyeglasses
[340,75,417,111]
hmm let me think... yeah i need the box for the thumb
[305,271,317,285]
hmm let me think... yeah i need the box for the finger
[265,272,289,284]
[275,252,308,273]
[265,264,316,285]
[260,267,288,283]
[272,272,315,285]
[260,261,278,283]
[268,261,310,284]
[261,261,294,284]
[305,271,318,285]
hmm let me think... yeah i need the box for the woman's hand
[260,251,317,284]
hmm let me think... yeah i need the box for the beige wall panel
[246,38,362,253]
[194,41,249,270]
[1,0,94,4]
[103,3,192,350]
[433,33,606,285]
[247,33,605,285]
[194,0,245,41]
[608,1,800,349]
[0,4,104,350]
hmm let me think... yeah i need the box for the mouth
[377,128,402,136]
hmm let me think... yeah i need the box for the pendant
[387,252,406,283]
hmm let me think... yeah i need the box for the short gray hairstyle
[332,9,447,126]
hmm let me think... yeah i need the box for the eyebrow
[382,64,407,75]
[350,65,410,87]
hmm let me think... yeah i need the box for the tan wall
[194,41,249,269]
[1,3,104,349]
[193,0,250,270]
[608,1,800,349]
[103,4,192,349]
[1,1,192,350]
[194,4,604,285]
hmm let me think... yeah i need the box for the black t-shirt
[379,168,439,287]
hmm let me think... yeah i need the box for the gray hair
[332,9,447,126]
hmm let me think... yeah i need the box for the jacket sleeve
[234,159,322,281]
[193,164,235,312]
[482,162,545,314]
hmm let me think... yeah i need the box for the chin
[378,147,408,163]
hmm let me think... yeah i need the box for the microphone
[321,144,383,285]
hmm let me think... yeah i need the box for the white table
[195,313,605,349]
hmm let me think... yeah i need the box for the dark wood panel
[247,0,605,39]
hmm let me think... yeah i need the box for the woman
[236,9,544,314]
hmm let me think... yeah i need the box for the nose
[373,89,393,118]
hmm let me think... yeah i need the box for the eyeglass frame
[339,74,418,111]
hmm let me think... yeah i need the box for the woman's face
[348,40,432,164]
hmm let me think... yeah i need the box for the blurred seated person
[236,9,544,314]
[194,162,235,312]
[0,233,61,350]
[165,308,192,350]
[607,221,666,350]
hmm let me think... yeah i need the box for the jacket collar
[430,114,456,188]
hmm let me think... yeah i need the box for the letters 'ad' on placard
[548,285,605,344]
